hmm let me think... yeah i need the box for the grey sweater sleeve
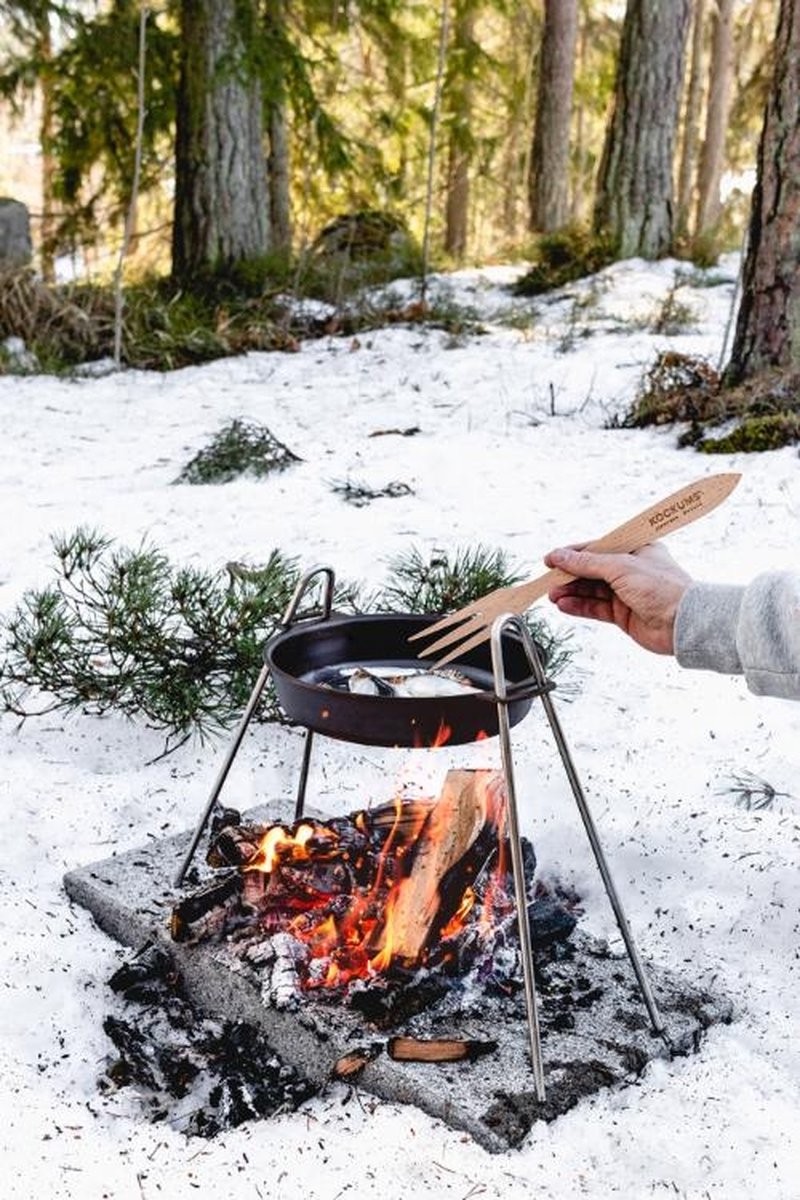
[674,571,800,699]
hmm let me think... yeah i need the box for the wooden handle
[515,472,741,607]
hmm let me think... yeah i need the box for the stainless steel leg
[173,565,337,888]
[294,729,315,820]
[491,626,547,1102]
[490,612,666,1086]
[173,663,272,887]
[536,681,665,1034]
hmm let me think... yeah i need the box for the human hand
[543,542,694,656]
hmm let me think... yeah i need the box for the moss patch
[620,354,800,454]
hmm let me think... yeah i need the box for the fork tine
[407,605,481,642]
[425,623,492,667]
[415,615,488,660]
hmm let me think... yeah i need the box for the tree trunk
[676,0,707,242]
[570,10,589,225]
[529,0,578,233]
[265,0,291,255]
[695,0,736,238]
[727,0,800,381]
[444,1,478,260]
[500,4,538,242]
[38,9,56,282]
[172,0,270,282]
[593,0,692,259]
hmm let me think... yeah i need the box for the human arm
[544,544,800,700]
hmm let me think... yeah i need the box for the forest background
[0,1,777,284]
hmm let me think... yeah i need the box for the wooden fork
[409,472,742,666]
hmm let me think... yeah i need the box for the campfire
[171,769,576,1031]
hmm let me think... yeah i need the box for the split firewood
[371,770,500,966]
[387,1036,497,1063]
[364,798,435,845]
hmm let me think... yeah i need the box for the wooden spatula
[409,472,742,665]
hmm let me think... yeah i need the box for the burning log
[371,770,500,967]
[171,872,243,943]
[207,824,269,868]
[387,1036,497,1063]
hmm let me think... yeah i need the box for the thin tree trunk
[113,6,148,368]
[500,4,538,241]
[727,0,800,380]
[421,0,449,296]
[172,0,270,282]
[444,1,477,260]
[593,0,692,259]
[676,0,707,242]
[529,0,578,233]
[570,11,589,224]
[265,0,291,254]
[695,0,735,238]
[38,10,55,282]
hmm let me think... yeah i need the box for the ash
[101,944,318,1137]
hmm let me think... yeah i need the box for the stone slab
[64,803,732,1152]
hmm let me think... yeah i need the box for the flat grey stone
[64,803,732,1152]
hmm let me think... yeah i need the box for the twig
[113,5,149,368]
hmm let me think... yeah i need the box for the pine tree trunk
[529,0,578,233]
[695,0,735,237]
[727,0,800,381]
[593,0,692,259]
[444,2,478,260]
[265,0,291,255]
[172,0,270,282]
[676,0,707,242]
[570,12,589,225]
[38,10,56,282]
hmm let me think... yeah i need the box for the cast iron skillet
[266,613,548,748]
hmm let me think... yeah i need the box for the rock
[1,336,39,372]
[0,198,33,267]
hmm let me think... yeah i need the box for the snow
[1,255,799,1199]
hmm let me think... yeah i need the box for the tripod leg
[173,663,271,887]
[294,729,315,820]
[538,686,665,1034]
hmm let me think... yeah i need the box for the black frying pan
[266,613,548,748]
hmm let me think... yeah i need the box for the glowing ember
[219,770,511,992]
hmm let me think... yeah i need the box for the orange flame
[242,770,510,989]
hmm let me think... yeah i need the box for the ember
[172,769,577,1016]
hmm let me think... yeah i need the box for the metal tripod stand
[175,565,665,1102]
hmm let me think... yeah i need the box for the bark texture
[265,0,291,254]
[676,0,707,240]
[172,0,269,281]
[728,0,800,380]
[593,0,692,258]
[529,0,578,233]
[696,0,736,236]
[444,1,478,259]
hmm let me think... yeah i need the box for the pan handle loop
[280,565,336,628]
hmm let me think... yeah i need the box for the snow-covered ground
[1,255,798,1199]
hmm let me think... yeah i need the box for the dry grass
[619,351,800,454]
[0,267,114,366]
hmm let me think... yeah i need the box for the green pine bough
[1,532,573,748]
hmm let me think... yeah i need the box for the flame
[239,770,511,990]
[439,886,476,940]
[413,719,453,750]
